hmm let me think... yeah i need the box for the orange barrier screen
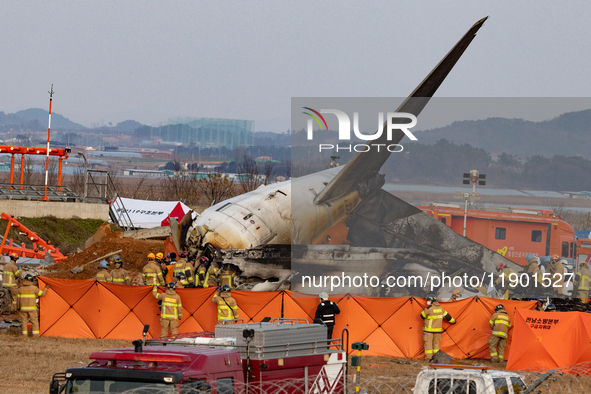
[38,278,536,361]
[507,309,591,371]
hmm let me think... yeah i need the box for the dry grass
[2,329,591,393]
[0,330,128,394]
[0,326,511,394]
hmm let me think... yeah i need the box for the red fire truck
[49,319,347,394]
[417,203,577,266]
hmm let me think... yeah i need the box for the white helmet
[319,292,329,300]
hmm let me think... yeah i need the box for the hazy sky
[2,1,591,131]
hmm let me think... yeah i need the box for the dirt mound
[45,228,165,283]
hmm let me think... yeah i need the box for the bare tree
[237,154,276,192]
[195,173,236,206]
[68,164,85,195]
[47,157,59,186]
[262,160,275,186]
[158,171,199,204]
[237,154,260,193]
[117,173,155,200]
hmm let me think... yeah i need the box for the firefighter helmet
[581,262,588,268]
[495,304,504,311]
[526,253,535,261]
[114,258,123,266]
[546,303,557,312]
[426,294,437,302]
[319,292,329,300]
[147,253,155,260]
[9,252,18,260]
[560,258,568,265]
[451,289,461,297]
[176,272,186,279]
[155,252,164,260]
[551,254,560,261]
[179,251,188,258]
[99,260,109,269]
[167,282,176,289]
[511,293,522,301]
[537,297,546,304]
[496,263,506,271]
[200,256,209,263]
[221,284,231,293]
[24,274,34,281]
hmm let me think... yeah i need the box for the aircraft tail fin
[315,17,487,205]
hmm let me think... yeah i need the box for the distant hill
[417,109,591,159]
[0,108,86,130]
[115,120,145,132]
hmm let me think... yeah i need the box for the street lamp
[455,170,486,236]
[78,151,88,200]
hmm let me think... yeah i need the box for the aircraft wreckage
[170,17,522,297]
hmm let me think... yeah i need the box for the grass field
[0,325,511,394]
[0,330,127,393]
[3,327,590,393]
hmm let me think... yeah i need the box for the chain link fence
[61,363,591,393]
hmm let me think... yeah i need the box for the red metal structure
[0,145,70,190]
[0,212,66,262]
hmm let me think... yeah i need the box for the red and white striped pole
[41,84,54,201]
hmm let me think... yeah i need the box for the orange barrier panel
[39,278,536,360]
[283,291,535,359]
[507,309,591,371]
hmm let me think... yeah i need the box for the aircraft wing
[314,17,487,205]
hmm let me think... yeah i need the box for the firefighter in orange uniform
[447,289,461,302]
[110,258,130,285]
[205,261,221,288]
[575,262,591,303]
[153,282,183,337]
[420,294,456,361]
[173,252,194,287]
[94,261,112,282]
[525,254,543,283]
[17,274,49,336]
[195,257,209,288]
[220,264,236,289]
[2,252,22,312]
[143,253,165,286]
[488,304,511,363]
[551,258,566,296]
[174,273,187,288]
[212,285,239,325]
[495,263,517,299]
[156,252,168,279]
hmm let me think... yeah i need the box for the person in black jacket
[315,292,340,339]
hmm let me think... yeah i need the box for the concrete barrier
[1,200,109,220]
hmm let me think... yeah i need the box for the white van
[413,364,527,394]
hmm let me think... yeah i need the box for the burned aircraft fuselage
[170,17,523,297]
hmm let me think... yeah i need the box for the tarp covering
[507,309,591,371]
[38,277,535,359]
[114,197,191,228]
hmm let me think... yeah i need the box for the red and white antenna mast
[41,84,54,201]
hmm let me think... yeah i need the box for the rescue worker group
[96,251,242,337]
[3,251,590,366]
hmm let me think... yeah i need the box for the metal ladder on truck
[84,170,134,230]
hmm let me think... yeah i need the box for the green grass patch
[1,217,106,255]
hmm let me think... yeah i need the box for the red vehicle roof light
[90,351,190,363]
